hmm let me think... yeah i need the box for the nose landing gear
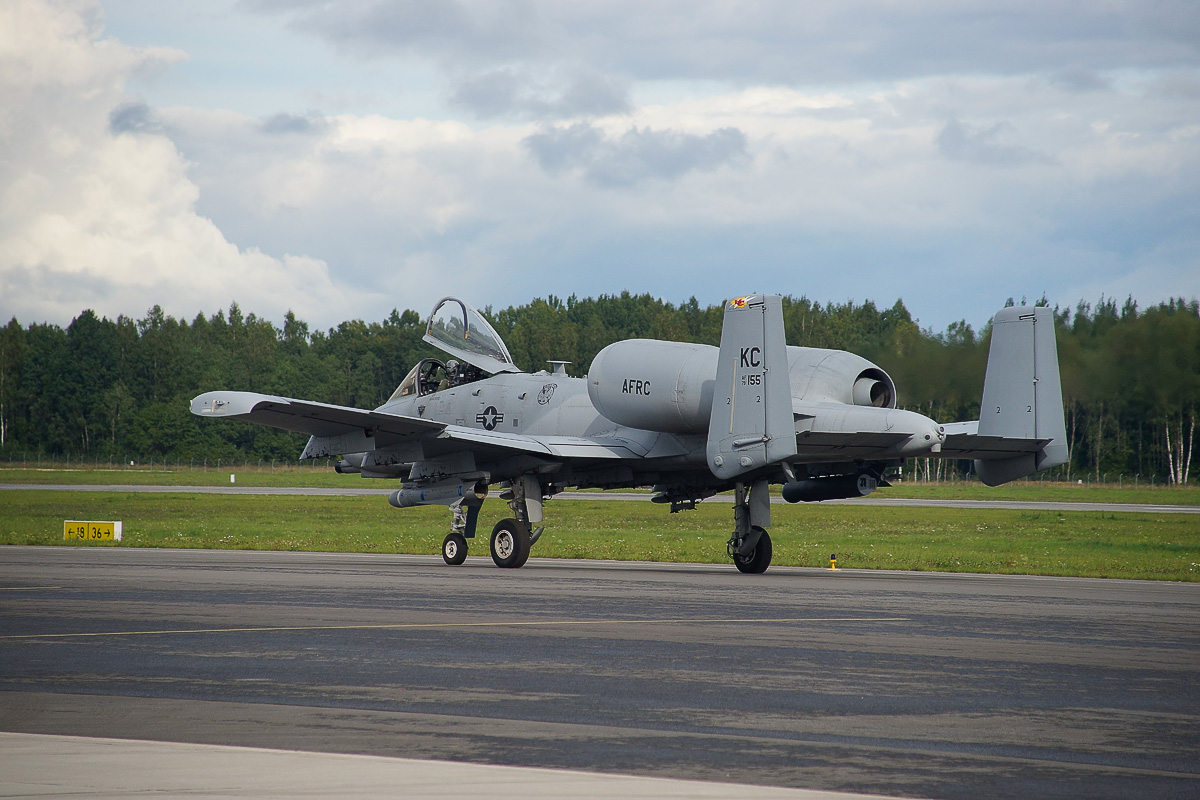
[440,495,481,565]
[441,531,468,565]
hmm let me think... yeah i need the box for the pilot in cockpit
[437,360,459,392]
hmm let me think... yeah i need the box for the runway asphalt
[1,547,1197,799]
[3,482,1197,514]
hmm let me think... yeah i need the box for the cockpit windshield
[422,297,520,375]
[390,358,445,401]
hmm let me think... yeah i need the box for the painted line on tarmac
[0,616,909,641]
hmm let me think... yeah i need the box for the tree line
[0,293,1195,484]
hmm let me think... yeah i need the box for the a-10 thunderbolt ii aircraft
[192,294,1067,573]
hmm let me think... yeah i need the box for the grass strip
[2,467,1198,505]
[2,490,1196,581]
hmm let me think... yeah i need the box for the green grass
[2,466,1198,505]
[2,488,1197,581]
[0,464,354,488]
[878,481,1200,505]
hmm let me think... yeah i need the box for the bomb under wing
[191,295,1067,574]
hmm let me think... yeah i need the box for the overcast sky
[2,0,1198,335]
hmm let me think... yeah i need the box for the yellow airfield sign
[64,521,123,542]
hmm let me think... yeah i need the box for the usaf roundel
[476,406,504,431]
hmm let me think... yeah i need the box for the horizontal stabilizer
[938,421,1049,460]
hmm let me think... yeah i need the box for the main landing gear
[489,474,543,568]
[733,527,772,573]
[489,518,531,568]
[440,473,545,568]
[728,478,773,574]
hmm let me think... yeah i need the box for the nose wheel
[442,532,468,565]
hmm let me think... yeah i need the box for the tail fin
[707,295,797,480]
[975,306,1068,486]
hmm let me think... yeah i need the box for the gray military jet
[191,294,1067,573]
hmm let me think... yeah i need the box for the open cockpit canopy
[423,297,520,376]
[387,297,521,402]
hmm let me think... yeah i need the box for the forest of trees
[0,293,1196,484]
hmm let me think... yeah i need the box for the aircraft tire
[490,519,531,568]
[512,539,532,569]
[733,527,772,574]
[442,532,468,565]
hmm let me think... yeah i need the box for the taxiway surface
[1,547,1197,799]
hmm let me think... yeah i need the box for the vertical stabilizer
[975,306,1068,486]
[707,295,797,480]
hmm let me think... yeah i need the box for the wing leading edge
[191,391,445,439]
[190,391,656,465]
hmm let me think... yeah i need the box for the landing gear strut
[441,495,482,565]
[728,478,773,574]
[490,474,545,568]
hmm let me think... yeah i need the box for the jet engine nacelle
[786,348,897,409]
[587,339,719,434]
[590,340,902,434]
[588,339,899,434]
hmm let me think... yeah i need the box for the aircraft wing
[794,430,913,458]
[789,399,933,461]
[191,391,445,439]
[438,427,653,459]
[191,391,656,463]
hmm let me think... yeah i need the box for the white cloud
[4,0,1198,335]
[0,0,375,328]
[145,69,1199,330]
